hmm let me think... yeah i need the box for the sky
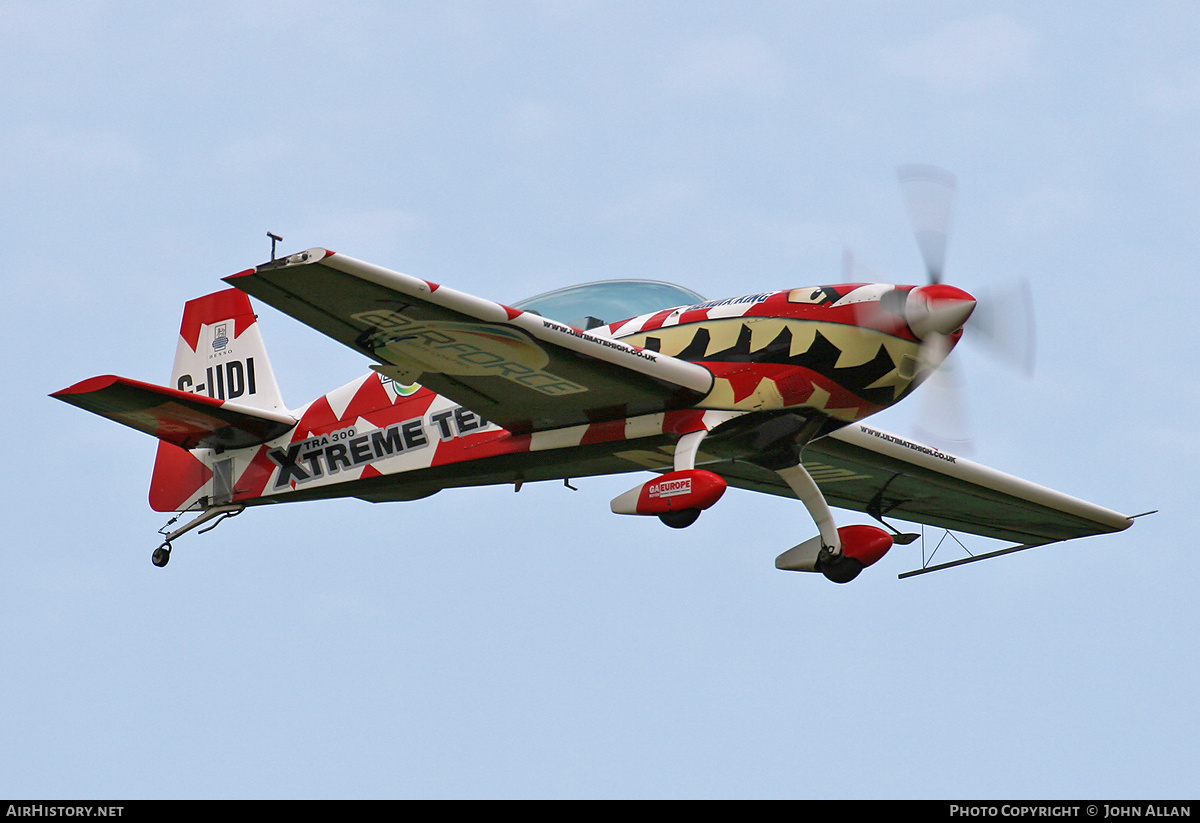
[3,0,1196,799]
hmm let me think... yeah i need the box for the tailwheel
[151,544,171,568]
[658,508,701,529]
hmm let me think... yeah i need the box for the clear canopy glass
[512,280,706,330]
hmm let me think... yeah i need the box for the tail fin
[151,289,286,511]
[170,289,285,413]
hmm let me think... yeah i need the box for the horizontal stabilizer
[52,375,295,450]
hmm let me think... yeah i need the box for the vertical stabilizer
[170,289,286,413]
[150,289,286,512]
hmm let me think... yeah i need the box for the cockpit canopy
[512,279,706,330]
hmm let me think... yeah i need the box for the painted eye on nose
[787,287,829,304]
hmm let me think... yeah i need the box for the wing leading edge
[225,249,713,434]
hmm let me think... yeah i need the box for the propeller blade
[841,247,883,283]
[913,333,974,455]
[968,279,1036,376]
[898,164,957,284]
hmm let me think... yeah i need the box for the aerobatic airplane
[52,168,1135,580]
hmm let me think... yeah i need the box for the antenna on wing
[267,231,283,261]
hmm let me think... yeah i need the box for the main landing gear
[773,461,894,583]
[151,504,244,568]
[752,416,896,583]
[610,426,731,527]
[610,412,898,582]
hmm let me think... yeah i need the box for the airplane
[51,169,1137,581]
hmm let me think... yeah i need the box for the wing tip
[224,247,337,283]
[51,374,122,398]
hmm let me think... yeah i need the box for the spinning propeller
[887,166,1036,452]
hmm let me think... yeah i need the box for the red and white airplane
[53,170,1135,580]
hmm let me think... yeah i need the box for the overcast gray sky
[3,1,1195,798]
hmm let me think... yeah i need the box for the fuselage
[221,281,971,507]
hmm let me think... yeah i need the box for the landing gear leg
[776,462,842,556]
[654,428,710,528]
[151,504,244,568]
[762,422,855,580]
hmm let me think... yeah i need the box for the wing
[713,422,1132,545]
[225,249,713,433]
